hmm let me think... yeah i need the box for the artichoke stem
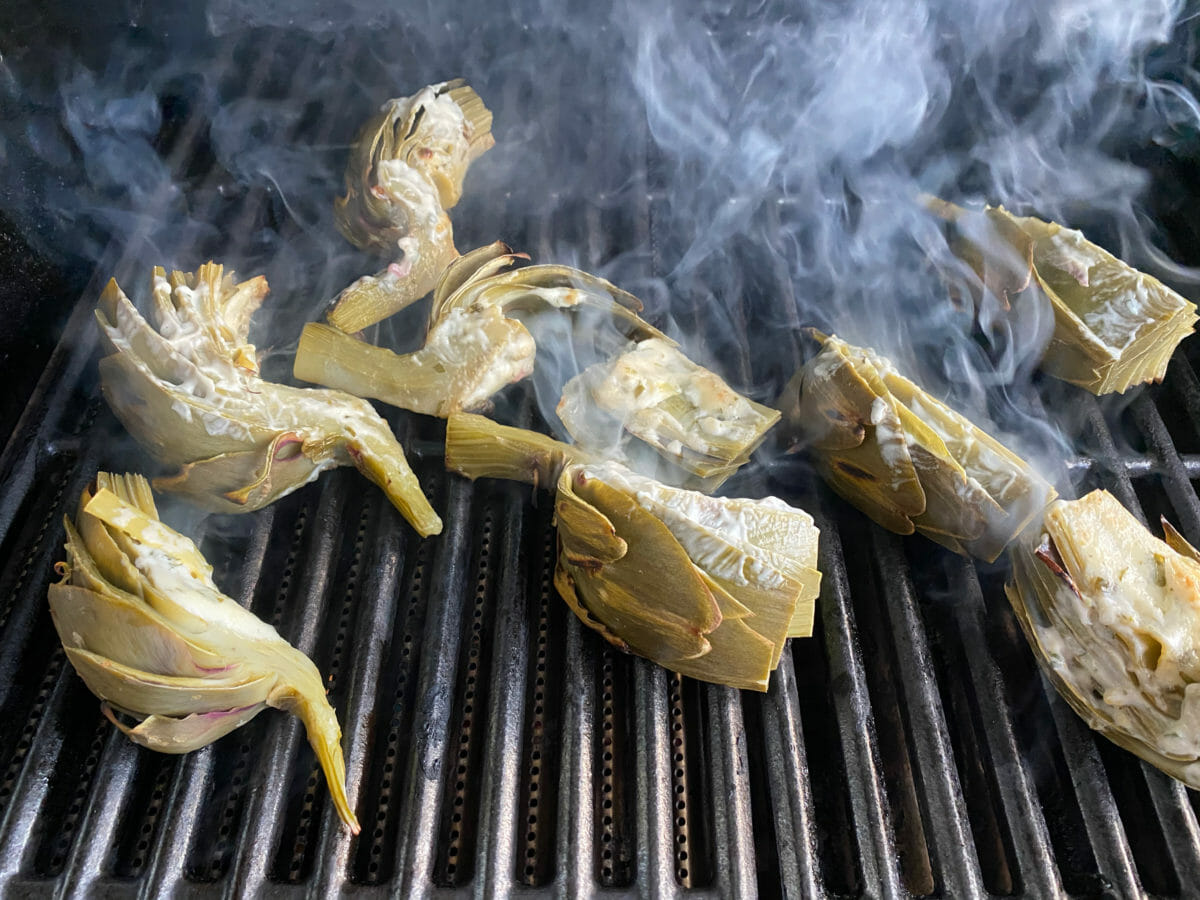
[445,413,588,488]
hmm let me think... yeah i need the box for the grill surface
[5,11,1200,900]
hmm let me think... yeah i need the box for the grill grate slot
[433,499,501,886]
[517,511,563,887]
[354,538,431,885]
[596,646,636,887]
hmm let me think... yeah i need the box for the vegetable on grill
[50,473,359,832]
[446,413,821,691]
[96,263,441,536]
[329,80,494,332]
[1007,490,1200,789]
[930,198,1198,395]
[294,243,669,418]
[557,337,780,490]
[781,332,1054,562]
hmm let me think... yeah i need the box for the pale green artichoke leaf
[102,702,269,754]
[152,432,327,515]
[559,465,720,666]
[65,647,272,716]
[49,583,236,679]
[430,242,524,321]
[553,479,628,567]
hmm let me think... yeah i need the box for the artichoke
[329,80,494,332]
[50,472,359,832]
[96,262,441,536]
[446,413,821,691]
[931,198,1198,395]
[295,243,669,418]
[1007,490,1200,789]
[781,333,1054,563]
[557,337,780,489]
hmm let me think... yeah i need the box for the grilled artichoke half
[96,263,441,536]
[446,413,821,691]
[50,473,359,832]
[782,333,1055,562]
[557,337,780,490]
[295,242,669,417]
[330,80,495,332]
[931,199,1198,395]
[1007,490,1200,788]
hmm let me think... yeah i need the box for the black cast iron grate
[4,79,1200,900]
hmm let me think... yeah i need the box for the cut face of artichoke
[330,80,495,332]
[783,333,1055,562]
[933,200,1198,395]
[96,263,441,536]
[50,472,359,833]
[556,338,780,490]
[295,243,669,419]
[1007,490,1200,789]
[445,413,822,690]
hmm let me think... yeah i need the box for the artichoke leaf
[558,466,719,665]
[65,647,273,716]
[102,702,269,754]
[49,584,233,679]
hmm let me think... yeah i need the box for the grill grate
[4,144,1200,900]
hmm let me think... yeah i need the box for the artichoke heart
[50,472,359,833]
[96,262,441,536]
[330,80,495,332]
[446,413,821,691]
[295,243,669,418]
[1007,490,1200,789]
[557,337,780,489]
[932,199,1198,395]
[783,333,1055,562]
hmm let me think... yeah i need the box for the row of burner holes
[668,675,691,886]
[206,505,312,880]
[283,502,371,881]
[521,528,555,884]
[599,649,618,883]
[444,514,493,882]
[363,541,429,882]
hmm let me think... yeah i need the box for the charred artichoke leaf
[97,264,440,536]
[330,80,494,331]
[1006,491,1200,789]
[933,200,1198,394]
[296,248,668,419]
[445,413,822,690]
[50,473,360,833]
[784,333,1054,562]
[556,338,780,489]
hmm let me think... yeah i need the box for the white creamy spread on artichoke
[583,461,817,590]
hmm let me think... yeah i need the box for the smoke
[1,0,1198,489]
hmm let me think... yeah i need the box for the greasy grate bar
[4,207,1200,900]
